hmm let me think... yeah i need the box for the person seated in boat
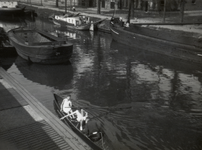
[86,17,90,24]
[110,17,114,24]
[82,16,86,23]
[60,96,74,119]
[119,17,124,27]
[72,6,76,11]
[124,21,130,27]
[79,16,84,24]
[82,117,102,142]
[70,109,88,130]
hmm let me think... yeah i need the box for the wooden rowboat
[7,27,73,65]
[53,92,109,150]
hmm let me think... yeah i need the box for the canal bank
[18,1,202,35]
[0,67,92,150]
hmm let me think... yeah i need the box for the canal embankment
[18,1,202,37]
[0,66,92,150]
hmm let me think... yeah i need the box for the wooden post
[163,0,167,23]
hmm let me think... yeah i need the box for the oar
[60,113,73,120]
[60,110,78,120]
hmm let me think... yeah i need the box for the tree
[131,0,134,18]
[97,0,100,14]
[56,0,59,7]
[128,0,134,23]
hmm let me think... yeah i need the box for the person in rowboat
[82,117,102,142]
[60,96,74,118]
[74,109,88,130]
[63,109,88,130]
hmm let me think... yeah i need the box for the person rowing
[60,95,74,118]
[82,117,102,142]
[73,109,88,130]
[61,109,88,131]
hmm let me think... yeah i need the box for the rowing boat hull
[7,28,73,65]
[53,92,107,150]
[110,22,202,64]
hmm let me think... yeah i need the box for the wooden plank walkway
[0,67,92,150]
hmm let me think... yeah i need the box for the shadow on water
[15,56,73,90]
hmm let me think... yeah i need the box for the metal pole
[41,0,42,6]
[163,0,167,23]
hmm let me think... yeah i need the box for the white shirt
[61,98,72,114]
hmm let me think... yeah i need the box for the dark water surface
[1,17,202,150]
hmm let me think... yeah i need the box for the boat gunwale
[110,24,202,51]
[8,28,72,47]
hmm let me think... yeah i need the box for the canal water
[1,17,202,150]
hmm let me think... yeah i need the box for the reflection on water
[3,17,202,150]
[0,56,17,71]
[15,56,73,90]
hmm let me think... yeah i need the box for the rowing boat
[53,92,108,150]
